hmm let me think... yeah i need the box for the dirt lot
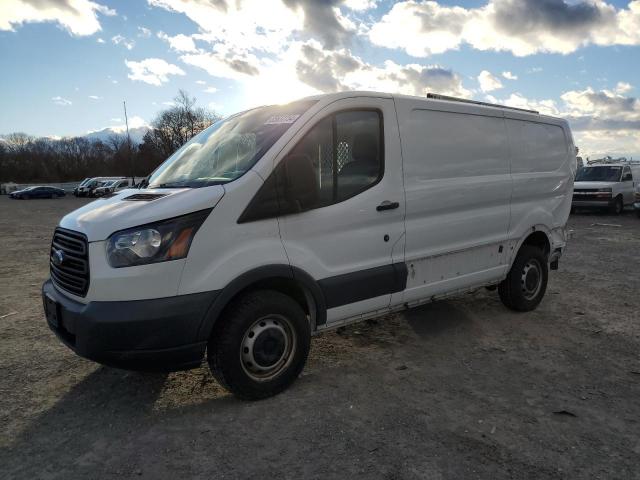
[0,195,639,479]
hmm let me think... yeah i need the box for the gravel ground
[1,195,639,479]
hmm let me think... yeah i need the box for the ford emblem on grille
[52,249,65,266]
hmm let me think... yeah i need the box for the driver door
[276,97,406,324]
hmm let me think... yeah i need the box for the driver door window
[239,109,384,222]
[283,109,383,211]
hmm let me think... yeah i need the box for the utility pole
[123,101,134,183]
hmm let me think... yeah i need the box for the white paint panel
[507,120,567,174]
[396,103,511,303]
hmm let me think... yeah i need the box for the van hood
[59,186,225,241]
[574,181,617,189]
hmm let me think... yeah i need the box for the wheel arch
[196,264,326,342]
[510,226,552,266]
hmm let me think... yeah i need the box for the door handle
[376,200,399,211]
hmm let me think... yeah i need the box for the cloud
[147,0,302,55]
[157,31,197,52]
[97,37,105,43]
[502,71,517,80]
[52,96,72,106]
[282,0,354,49]
[112,34,135,50]
[204,86,218,93]
[561,87,640,125]
[368,0,640,57]
[369,1,471,56]
[343,0,377,10]
[294,41,471,98]
[137,26,151,38]
[615,82,633,94]
[148,0,357,57]
[125,58,185,86]
[180,46,261,80]
[88,95,101,100]
[0,0,116,36]
[486,93,560,116]
[478,70,503,92]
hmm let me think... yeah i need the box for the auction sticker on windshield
[264,114,300,125]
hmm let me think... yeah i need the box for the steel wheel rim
[520,258,543,300]
[240,314,296,382]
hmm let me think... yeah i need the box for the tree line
[0,91,221,184]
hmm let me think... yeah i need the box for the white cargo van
[43,92,575,399]
[573,163,640,214]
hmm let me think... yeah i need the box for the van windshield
[575,166,622,182]
[148,100,317,189]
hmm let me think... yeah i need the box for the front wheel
[610,196,623,215]
[208,290,311,400]
[498,245,548,312]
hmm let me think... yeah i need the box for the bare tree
[0,90,221,183]
[144,90,221,159]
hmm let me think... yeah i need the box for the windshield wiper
[149,182,194,189]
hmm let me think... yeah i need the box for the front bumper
[572,199,613,208]
[42,279,218,371]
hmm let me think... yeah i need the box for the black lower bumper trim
[42,279,218,371]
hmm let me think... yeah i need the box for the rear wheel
[498,245,548,312]
[610,196,623,215]
[207,290,311,400]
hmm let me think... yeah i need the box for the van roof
[297,90,564,124]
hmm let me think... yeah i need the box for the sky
[0,0,639,159]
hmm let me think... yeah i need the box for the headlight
[106,209,211,268]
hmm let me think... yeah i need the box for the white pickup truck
[573,164,640,214]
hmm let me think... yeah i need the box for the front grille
[573,189,610,202]
[50,228,90,297]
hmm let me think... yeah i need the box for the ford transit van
[43,92,575,399]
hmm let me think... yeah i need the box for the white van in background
[42,92,575,399]
[93,178,136,197]
[75,177,125,197]
[573,163,640,214]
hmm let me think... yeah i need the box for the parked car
[634,183,640,218]
[43,91,575,400]
[76,177,125,197]
[572,163,640,214]
[10,186,65,199]
[93,178,134,197]
[73,178,92,197]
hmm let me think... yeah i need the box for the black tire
[207,290,311,400]
[498,245,548,312]
[610,196,623,215]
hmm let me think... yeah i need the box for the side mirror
[281,154,319,212]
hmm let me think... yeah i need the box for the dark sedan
[9,186,66,199]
